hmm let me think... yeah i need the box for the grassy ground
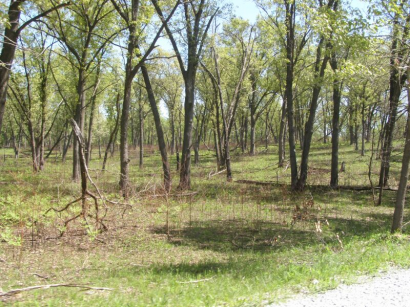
[0,142,409,306]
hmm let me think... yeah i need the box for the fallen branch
[235,180,275,186]
[0,284,113,297]
[32,273,49,280]
[145,192,199,198]
[177,276,215,284]
[234,180,406,192]
[208,169,226,179]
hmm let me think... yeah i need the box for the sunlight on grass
[0,143,409,306]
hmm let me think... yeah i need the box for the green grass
[0,141,409,306]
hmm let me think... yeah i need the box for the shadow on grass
[152,209,392,255]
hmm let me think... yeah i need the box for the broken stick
[0,284,113,297]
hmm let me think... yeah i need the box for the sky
[232,0,369,22]
[232,0,260,22]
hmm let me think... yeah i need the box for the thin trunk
[250,113,256,155]
[361,99,365,156]
[170,112,175,155]
[28,121,38,172]
[322,100,327,144]
[73,68,86,181]
[116,0,140,196]
[141,65,171,192]
[86,66,101,166]
[102,93,120,171]
[213,124,221,169]
[62,130,72,162]
[391,79,410,232]
[330,51,341,188]
[354,116,359,151]
[296,37,329,190]
[284,2,298,188]
[119,73,133,193]
[98,137,102,159]
[0,1,23,135]
[240,115,245,153]
[379,68,406,186]
[179,76,195,189]
[139,104,144,168]
[278,98,287,167]
[265,110,269,149]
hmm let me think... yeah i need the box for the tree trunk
[139,104,144,169]
[170,112,175,155]
[179,76,195,189]
[265,110,269,149]
[349,121,354,145]
[28,121,39,172]
[361,99,365,156]
[285,3,298,188]
[86,68,100,166]
[213,123,221,170]
[0,0,23,135]
[102,93,120,171]
[215,96,224,169]
[391,80,410,232]
[240,115,245,153]
[62,130,72,163]
[141,65,171,192]
[73,68,86,181]
[296,38,329,191]
[379,59,406,186]
[278,98,287,167]
[322,100,327,144]
[250,112,256,155]
[98,137,102,159]
[330,52,341,188]
[119,72,133,194]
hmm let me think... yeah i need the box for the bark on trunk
[139,104,144,168]
[62,130,72,162]
[278,98,287,167]
[0,0,23,135]
[391,80,410,232]
[330,52,341,188]
[179,77,195,189]
[86,66,101,166]
[250,113,256,155]
[282,1,301,188]
[102,93,120,171]
[141,65,171,192]
[170,112,175,155]
[73,68,86,181]
[296,38,329,190]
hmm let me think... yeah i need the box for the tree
[47,0,117,180]
[378,0,410,188]
[248,47,277,155]
[8,30,61,172]
[0,0,69,135]
[391,74,410,232]
[295,0,337,190]
[140,63,171,192]
[152,0,219,190]
[201,18,256,181]
[156,57,183,156]
[111,0,178,196]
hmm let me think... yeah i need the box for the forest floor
[1,142,410,306]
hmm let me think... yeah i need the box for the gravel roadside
[268,269,410,307]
